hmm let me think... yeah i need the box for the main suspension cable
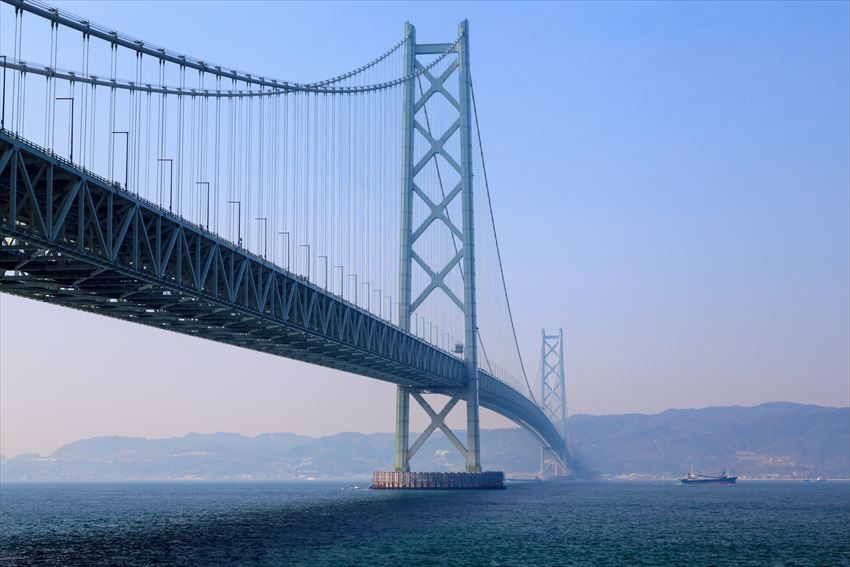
[470,76,538,406]
[2,1,458,96]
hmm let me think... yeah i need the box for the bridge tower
[539,329,570,478]
[395,20,481,474]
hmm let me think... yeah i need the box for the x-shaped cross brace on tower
[406,392,469,462]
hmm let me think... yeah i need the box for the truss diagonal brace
[407,393,468,460]
[413,60,460,114]
[412,120,462,177]
[409,249,465,313]
[410,181,463,242]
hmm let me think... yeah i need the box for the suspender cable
[470,77,537,404]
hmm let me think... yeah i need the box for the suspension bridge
[0,0,573,484]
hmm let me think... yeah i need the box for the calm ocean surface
[1,480,848,566]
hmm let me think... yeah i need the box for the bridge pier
[458,19,481,474]
[388,19,491,483]
[381,389,501,488]
[391,393,479,471]
[393,386,410,472]
[371,471,504,490]
[539,329,573,479]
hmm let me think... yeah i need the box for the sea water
[1,480,848,565]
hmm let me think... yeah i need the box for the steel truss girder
[0,131,566,459]
[0,133,464,389]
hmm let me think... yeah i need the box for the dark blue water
[1,481,848,566]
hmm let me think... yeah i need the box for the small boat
[816,476,827,483]
[680,464,737,484]
[341,484,361,491]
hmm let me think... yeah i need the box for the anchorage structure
[540,329,570,477]
[395,20,481,474]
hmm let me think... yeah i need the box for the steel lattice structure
[0,0,574,473]
[0,132,566,460]
[395,21,483,473]
[540,329,572,477]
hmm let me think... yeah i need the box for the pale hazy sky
[1,1,849,457]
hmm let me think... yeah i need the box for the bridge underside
[0,131,567,462]
[1,237,462,389]
[0,244,451,387]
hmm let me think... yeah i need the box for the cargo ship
[680,465,737,484]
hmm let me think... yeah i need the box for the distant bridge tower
[395,20,481,473]
[539,329,570,478]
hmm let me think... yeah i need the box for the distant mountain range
[1,402,847,481]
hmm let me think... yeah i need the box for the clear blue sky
[1,1,848,456]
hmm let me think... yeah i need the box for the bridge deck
[0,131,566,457]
